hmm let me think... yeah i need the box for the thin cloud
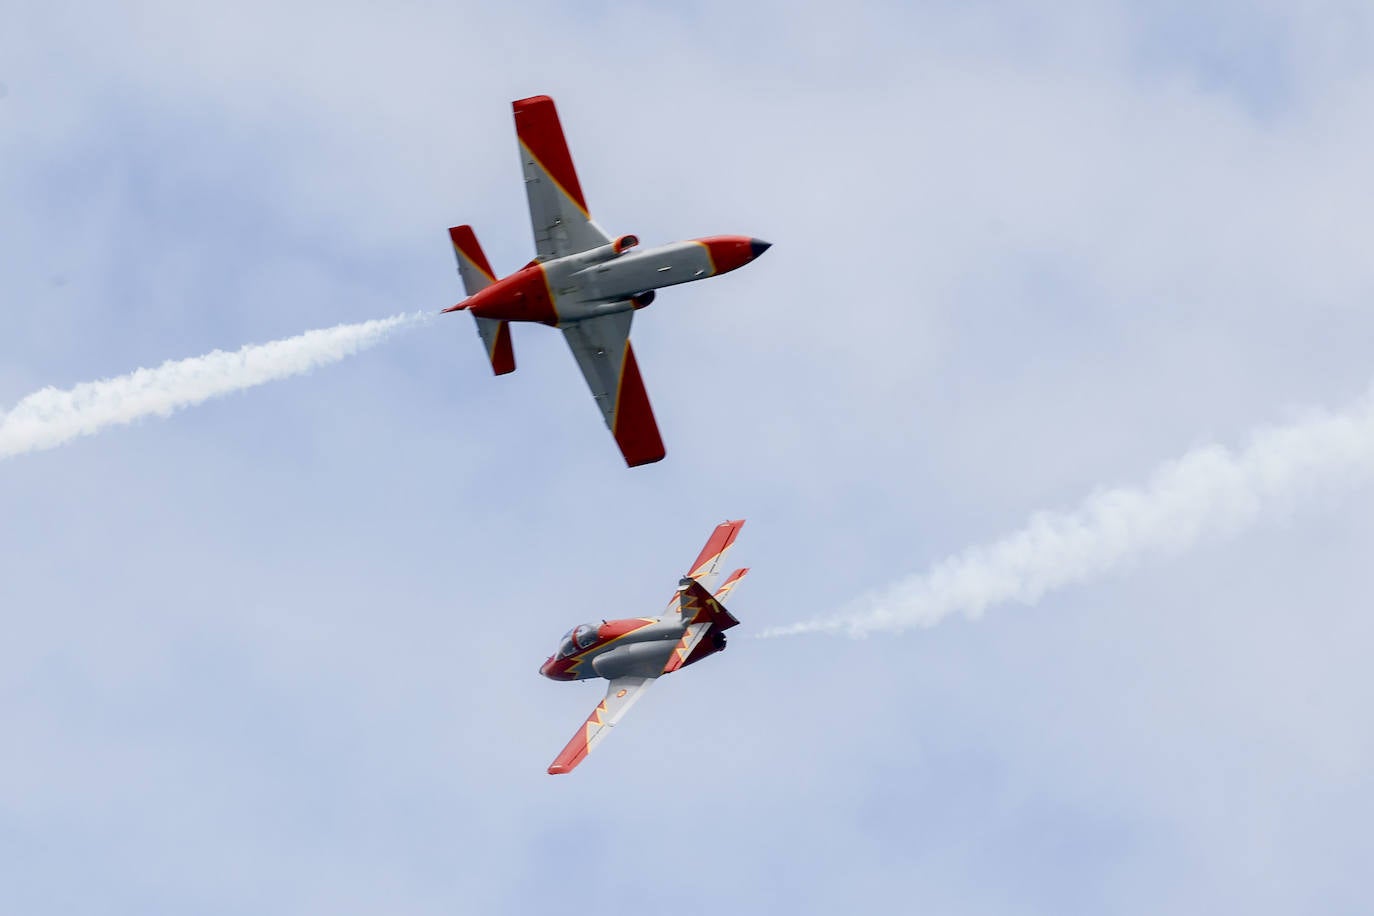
[0,313,423,460]
[761,387,1374,638]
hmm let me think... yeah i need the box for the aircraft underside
[442,94,769,467]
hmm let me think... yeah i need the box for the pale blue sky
[4,2,1374,913]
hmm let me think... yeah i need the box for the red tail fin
[677,578,740,631]
[663,577,740,674]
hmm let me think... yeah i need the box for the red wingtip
[512,95,590,217]
[548,744,589,775]
[612,343,666,468]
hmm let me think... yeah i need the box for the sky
[4,1,1374,912]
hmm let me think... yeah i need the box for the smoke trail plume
[0,313,423,460]
[761,388,1374,638]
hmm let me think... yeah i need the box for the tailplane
[713,568,749,602]
[448,225,515,376]
[676,577,741,631]
[663,577,740,673]
[449,225,497,296]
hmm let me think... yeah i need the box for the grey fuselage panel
[543,241,717,324]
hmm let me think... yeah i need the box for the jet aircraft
[443,96,771,467]
[540,519,749,774]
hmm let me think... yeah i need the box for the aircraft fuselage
[451,234,770,327]
[539,613,726,682]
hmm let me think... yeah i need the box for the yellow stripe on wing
[521,140,592,221]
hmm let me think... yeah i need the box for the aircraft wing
[663,520,746,614]
[514,95,610,261]
[562,311,665,467]
[548,676,654,775]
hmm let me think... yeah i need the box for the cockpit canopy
[556,623,600,658]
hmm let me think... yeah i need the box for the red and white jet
[443,96,770,467]
[539,519,749,774]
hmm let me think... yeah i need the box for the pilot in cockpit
[556,623,599,658]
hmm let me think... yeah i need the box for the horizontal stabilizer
[676,577,741,630]
[687,521,745,583]
[447,226,515,375]
[713,568,749,602]
[664,520,745,614]
[664,577,740,674]
[448,225,497,297]
[475,317,515,376]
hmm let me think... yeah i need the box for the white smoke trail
[760,387,1374,638]
[0,313,424,460]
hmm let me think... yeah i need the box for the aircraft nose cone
[750,238,772,259]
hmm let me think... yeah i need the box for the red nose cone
[698,235,770,275]
[540,656,576,681]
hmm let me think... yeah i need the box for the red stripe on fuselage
[513,95,591,218]
[539,617,659,681]
[465,263,559,326]
[597,618,657,641]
